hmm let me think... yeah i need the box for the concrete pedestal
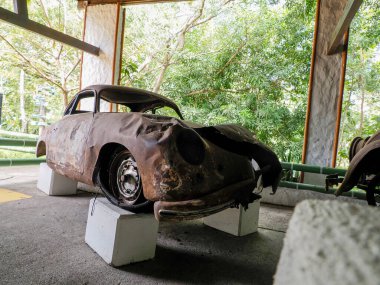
[37,163,77,195]
[85,198,159,267]
[203,200,260,236]
[274,200,380,285]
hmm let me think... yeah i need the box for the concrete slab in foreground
[274,200,380,285]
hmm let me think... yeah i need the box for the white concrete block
[37,163,77,195]
[85,198,159,267]
[203,200,260,236]
[274,200,380,285]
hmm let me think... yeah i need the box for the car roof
[83,84,182,116]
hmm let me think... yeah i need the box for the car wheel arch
[36,140,46,157]
[93,142,127,184]
[94,142,153,212]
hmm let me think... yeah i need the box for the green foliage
[122,0,379,165]
[337,0,380,167]
[0,0,378,165]
[0,0,83,136]
[122,0,316,162]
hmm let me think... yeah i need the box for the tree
[337,0,380,166]
[0,0,83,134]
[122,0,316,162]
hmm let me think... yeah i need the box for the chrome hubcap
[116,156,141,203]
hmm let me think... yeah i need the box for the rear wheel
[97,148,153,213]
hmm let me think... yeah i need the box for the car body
[37,85,282,220]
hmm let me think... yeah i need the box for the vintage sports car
[37,85,282,220]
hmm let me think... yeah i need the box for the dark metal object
[325,174,343,191]
[37,85,281,221]
[0,7,99,56]
[334,130,380,205]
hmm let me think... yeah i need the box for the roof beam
[0,7,100,56]
[13,0,28,18]
[78,0,190,7]
[327,0,363,55]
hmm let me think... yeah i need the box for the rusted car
[37,85,282,220]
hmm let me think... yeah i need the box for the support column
[80,3,124,89]
[302,0,349,184]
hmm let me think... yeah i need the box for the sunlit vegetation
[0,0,378,166]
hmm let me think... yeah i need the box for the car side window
[78,97,95,112]
[99,98,111,112]
[99,98,131,113]
[145,106,181,119]
[70,91,95,114]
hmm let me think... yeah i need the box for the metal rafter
[327,0,363,55]
[78,0,190,7]
[13,0,28,18]
[0,5,100,55]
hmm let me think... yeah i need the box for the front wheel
[97,148,153,213]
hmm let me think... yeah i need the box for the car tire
[97,148,153,213]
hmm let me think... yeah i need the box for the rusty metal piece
[336,130,380,199]
[37,85,282,220]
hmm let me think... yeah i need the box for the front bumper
[154,178,257,221]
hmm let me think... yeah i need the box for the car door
[46,90,95,174]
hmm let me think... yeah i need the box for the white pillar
[303,0,348,184]
[80,3,124,88]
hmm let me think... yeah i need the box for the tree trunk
[60,68,69,107]
[38,103,46,136]
[153,63,169,93]
[359,89,365,137]
[19,69,27,133]
[151,0,208,93]
[62,90,69,107]
[337,90,352,166]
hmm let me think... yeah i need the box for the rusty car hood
[191,123,282,190]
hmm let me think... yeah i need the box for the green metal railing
[279,181,366,200]
[0,147,36,154]
[0,158,45,167]
[0,130,38,139]
[279,162,366,200]
[281,162,347,176]
[0,138,37,147]
[0,136,42,166]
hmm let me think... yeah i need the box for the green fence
[0,158,45,167]
[281,162,346,176]
[0,138,37,147]
[0,136,44,165]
